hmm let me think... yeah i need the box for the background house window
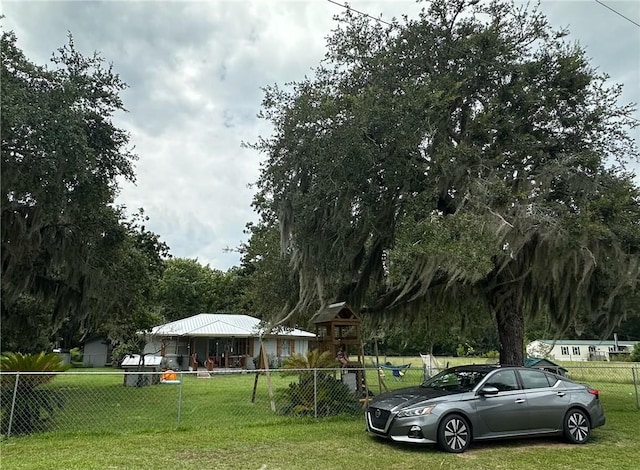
[279,339,291,357]
[572,346,580,355]
[561,346,569,355]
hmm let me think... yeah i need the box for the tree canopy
[157,258,247,321]
[1,31,169,350]
[250,0,640,364]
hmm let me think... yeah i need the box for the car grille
[367,407,391,432]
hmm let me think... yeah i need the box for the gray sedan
[366,364,605,453]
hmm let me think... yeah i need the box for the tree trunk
[490,287,525,366]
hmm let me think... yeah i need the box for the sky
[2,0,639,271]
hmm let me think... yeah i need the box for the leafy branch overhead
[251,0,640,365]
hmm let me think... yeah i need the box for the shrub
[630,343,640,363]
[279,371,361,417]
[485,350,500,359]
[1,352,69,436]
[279,349,360,417]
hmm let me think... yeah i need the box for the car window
[519,369,552,389]
[484,370,519,392]
[544,372,559,387]
[422,369,489,392]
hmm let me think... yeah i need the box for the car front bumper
[366,408,440,444]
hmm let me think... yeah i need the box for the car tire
[437,414,471,453]
[563,408,591,444]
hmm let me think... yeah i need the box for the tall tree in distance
[237,220,302,324]
[250,0,640,365]
[156,258,247,321]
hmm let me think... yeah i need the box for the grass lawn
[1,364,638,469]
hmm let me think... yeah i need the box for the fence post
[313,368,318,419]
[176,372,184,428]
[633,366,639,410]
[7,372,20,438]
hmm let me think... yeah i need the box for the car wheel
[437,414,471,453]
[564,408,591,444]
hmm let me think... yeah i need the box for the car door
[474,369,529,435]
[518,369,568,431]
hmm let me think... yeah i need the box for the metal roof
[149,313,316,338]
[310,302,358,324]
[121,354,162,367]
[524,357,568,372]
[533,339,638,347]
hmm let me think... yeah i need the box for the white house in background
[143,313,316,370]
[526,339,638,362]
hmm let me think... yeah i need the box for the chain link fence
[2,362,638,438]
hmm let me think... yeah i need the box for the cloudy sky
[3,0,639,271]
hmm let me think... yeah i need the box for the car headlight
[397,405,436,418]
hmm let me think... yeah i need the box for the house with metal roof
[144,313,316,370]
[526,338,638,362]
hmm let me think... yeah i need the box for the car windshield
[421,369,490,393]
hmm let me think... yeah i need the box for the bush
[630,343,640,363]
[1,352,69,436]
[70,347,83,364]
[279,371,362,417]
[485,350,500,359]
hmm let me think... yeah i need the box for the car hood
[371,386,463,411]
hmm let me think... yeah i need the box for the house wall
[145,335,313,370]
[547,344,591,362]
[527,340,637,362]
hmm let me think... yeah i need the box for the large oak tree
[250,0,640,365]
[1,32,169,349]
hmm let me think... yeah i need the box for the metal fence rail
[1,363,638,438]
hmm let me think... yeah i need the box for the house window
[561,346,569,355]
[572,346,580,355]
[280,339,291,357]
[588,346,596,352]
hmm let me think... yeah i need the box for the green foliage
[110,341,144,366]
[1,31,169,349]
[237,221,301,323]
[630,344,640,363]
[1,352,70,374]
[251,0,640,366]
[281,349,339,371]
[91,209,168,352]
[456,344,476,357]
[278,372,361,417]
[485,350,500,360]
[279,349,358,417]
[0,295,55,353]
[0,352,69,435]
[157,258,246,322]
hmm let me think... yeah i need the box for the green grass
[1,365,638,469]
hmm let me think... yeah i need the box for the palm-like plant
[1,352,69,436]
[279,349,359,416]
[281,349,338,371]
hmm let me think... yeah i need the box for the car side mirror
[478,386,499,396]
